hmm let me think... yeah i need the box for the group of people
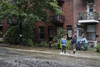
[61,35,77,54]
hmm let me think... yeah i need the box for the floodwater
[0,43,100,67]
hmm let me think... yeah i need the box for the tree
[53,28,67,49]
[0,0,63,45]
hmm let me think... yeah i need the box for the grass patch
[0,39,3,42]
[86,48,94,51]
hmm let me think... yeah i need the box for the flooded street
[0,45,100,67]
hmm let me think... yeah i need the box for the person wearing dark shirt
[71,35,77,54]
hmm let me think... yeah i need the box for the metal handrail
[50,15,65,23]
[78,12,99,20]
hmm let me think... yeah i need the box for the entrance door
[77,28,83,40]
[48,26,53,41]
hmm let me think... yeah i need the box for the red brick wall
[34,0,74,42]
[73,0,100,42]
[34,22,54,42]
[63,0,73,28]
[3,20,7,36]
[94,0,100,42]
[73,0,87,30]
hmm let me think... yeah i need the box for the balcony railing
[78,12,99,20]
[57,0,65,6]
[57,0,65,1]
[50,15,65,24]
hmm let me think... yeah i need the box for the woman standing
[61,36,67,54]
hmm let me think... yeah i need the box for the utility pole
[20,20,22,45]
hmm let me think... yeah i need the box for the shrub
[66,40,72,50]
[53,28,67,49]
[96,43,100,52]
[28,39,34,47]
[0,31,2,34]
[54,43,58,48]
[34,41,49,47]
[56,38,62,49]
[34,43,38,47]
[43,41,49,47]
[3,26,20,44]
[0,39,3,42]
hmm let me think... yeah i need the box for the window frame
[39,26,45,40]
[87,25,96,40]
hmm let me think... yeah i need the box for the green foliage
[54,39,72,50]
[53,28,67,49]
[1,0,63,46]
[4,18,35,45]
[66,40,72,50]
[43,41,49,47]
[54,37,72,50]
[56,38,62,49]
[0,0,63,23]
[57,28,67,40]
[34,41,49,47]
[59,39,72,50]
[28,39,34,47]
[0,31,2,34]
[34,43,38,47]
[22,16,35,41]
[54,43,58,48]
[0,39,3,42]
[3,26,20,44]
[96,43,100,52]
[83,44,88,51]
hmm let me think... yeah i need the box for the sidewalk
[0,43,100,60]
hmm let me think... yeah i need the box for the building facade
[1,0,100,46]
[74,0,100,47]
[34,0,74,43]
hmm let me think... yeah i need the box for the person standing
[71,35,77,54]
[61,36,67,54]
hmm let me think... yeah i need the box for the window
[89,4,94,12]
[49,27,53,37]
[87,3,94,19]
[87,25,96,40]
[39,27,44,39]
[67,25,72,38]
[7,18,17,24]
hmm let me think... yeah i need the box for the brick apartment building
[74,0,100,47]
[0,0,100,46]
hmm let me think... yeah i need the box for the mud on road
[0,46,100,67]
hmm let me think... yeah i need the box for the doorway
[77,28,83,40]
[48,26,53,41]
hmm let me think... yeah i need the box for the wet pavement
[0,43,100,67]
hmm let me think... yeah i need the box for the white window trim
[77,28,83,40]
[86,3,94,12]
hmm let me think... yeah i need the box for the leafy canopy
[0,0,63,23]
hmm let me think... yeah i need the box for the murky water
[0,44,100,67]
